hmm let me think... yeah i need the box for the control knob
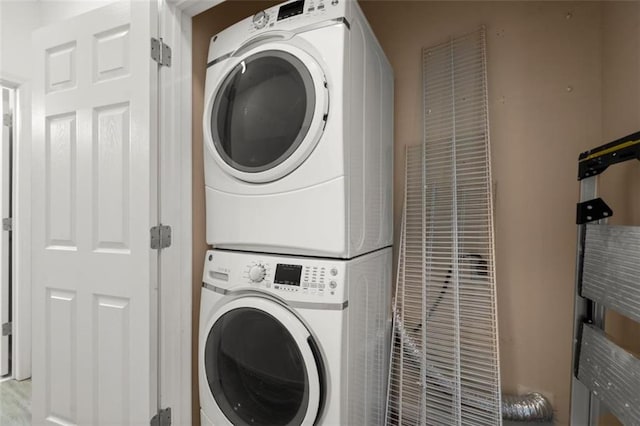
[252,11,269,29]
[249,265,266,282]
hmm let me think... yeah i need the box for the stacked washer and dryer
[199,0,393,424]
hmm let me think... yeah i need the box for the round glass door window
[204,307,312,425]
[210,50,316,173]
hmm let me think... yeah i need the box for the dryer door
[203,297,325,426]
[204,43,329,183]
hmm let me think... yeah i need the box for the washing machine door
[204,42,329,183]
[203,297,324,426]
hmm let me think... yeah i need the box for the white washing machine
[203,0,393,258]
[199,248,392,426]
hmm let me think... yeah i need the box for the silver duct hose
[501,392,553,422]
[393,314,554,422]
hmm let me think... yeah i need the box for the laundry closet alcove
[190,1,640,426]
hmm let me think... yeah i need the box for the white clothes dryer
[198,248,392,426]
[203,0,393,258]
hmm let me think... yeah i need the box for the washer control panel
[243,261,340,297]
[203,250,347,302]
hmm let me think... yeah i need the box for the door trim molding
[160,1,227,424]
[168,0,225,18]
[158,2,194,425]
[0,74,31,381]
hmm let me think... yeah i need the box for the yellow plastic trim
[581,139,640,162]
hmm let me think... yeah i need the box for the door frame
[160,1,221,425]
[0,74,31,382]
[158,0,219,425]
[156,2,196,424]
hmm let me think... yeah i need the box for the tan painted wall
[599,1,640,239]
[192,2,639,425]
[359,2,602,424]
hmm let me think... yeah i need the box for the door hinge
[2,322,11,336]
[2,218,12,232]
[2,113,11,127]
[150,225,172,250]
[150,407,171,426]
[151,37,172,67]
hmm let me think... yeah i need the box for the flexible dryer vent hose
[501,392,553,422]
[393,314,554,422]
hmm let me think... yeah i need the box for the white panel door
[32,2,159,424]
[0,87,10,377]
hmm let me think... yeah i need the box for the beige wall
[193,2,639,425]
[359,2,603,424]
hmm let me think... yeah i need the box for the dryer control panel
[207,0,351,63]
[247,0,344,32]
[203,250,347,304]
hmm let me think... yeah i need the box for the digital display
[277,0,304,21]
[274,264,303,286]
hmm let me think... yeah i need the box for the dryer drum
[211,50,316,174]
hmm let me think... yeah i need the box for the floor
[0,377,618,426]
[0,378,31,425]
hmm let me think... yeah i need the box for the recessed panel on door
[46,289,77,425]
[92,102,130,253]
[93,25,130,83]
[45,113,77,250]
[94,295,130,424]
[46,42,77,93]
